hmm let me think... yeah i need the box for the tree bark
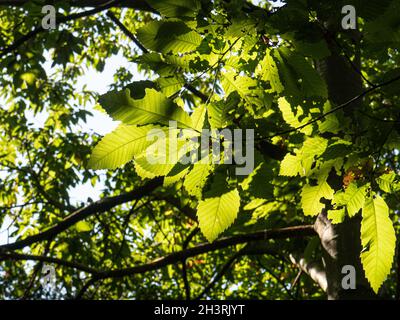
[315,18,376,299]
[289,253,328,292]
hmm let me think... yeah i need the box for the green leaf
[123,80,156,99]
[134,161,159,179]
[147,0,201,17]
[20,72,37,85]
[278,48,328,98]
[279,137,328,177]
[183,159,214,199]
[293,40,330,59]
[156,75,185,97]
[240,162,274,199]
[301,181,334,216]
[352,0,393,21]
[164,165,190,187]
[279,154,302,177]
[135,53,176,76]
[318,101,340,134]
[243,198,266,211]
[251,202,280,220]
[221,71,264,107]
[319,114,340,134]
[274,50,303,97]
[322,139,352,160]
[376,172,396,193]
[137,20,202,54]
[197,189,240,242]
[277,97,312,135]
[134,130,191,178]
[333,183,368,217]
[327,208,346,224]
[363,1,400,43]
[225,18,256,38]
[208,97,236,129]
[88,124,163,170]
[257,49,284,93]
[361,195,396,293]
[135,158,177,178]
[311,159,344,184]
[76,221,92,232]
[191,104,207,131]
[99,88,193,129]
[299,137,328,176]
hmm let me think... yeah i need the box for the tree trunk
[315,21,376,299]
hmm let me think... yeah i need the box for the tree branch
[22,240,52,299]
[0,0,157,12]
[0,0,123,57]
[196,244,289,299]
[289,253,327,292]
[181,260,191,300]
[268,73,400,139]
[106,11,148,53]
[0,251,98,274]
[1,225,315,277]
[195,252,240,299]
[0,177,164,251]
[152,193,197,222]
[257,255,296,300]
[94,225,315,280]
[106,11,209,103]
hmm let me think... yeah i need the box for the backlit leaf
[361,195,396,293]
[301,182,334,216]
[197,189,240,242]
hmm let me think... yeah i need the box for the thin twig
[0,0,122,58]
[291,269,303,291]
[170,37,241,101]
[21,240,52,299]
[195,252,240,299]
[180,227,199,300]
[1,225,315,279]
[357,109,400,123]
[75,277,99,300]
[106,11,209,103]
[0,177,164,251]
[257,257,295,300]
[265,73,400,139]
[106,11,147,53]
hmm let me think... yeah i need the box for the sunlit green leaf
[361,195,396,293]
[197,189,240,242]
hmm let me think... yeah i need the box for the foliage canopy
[0,0,400,300]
